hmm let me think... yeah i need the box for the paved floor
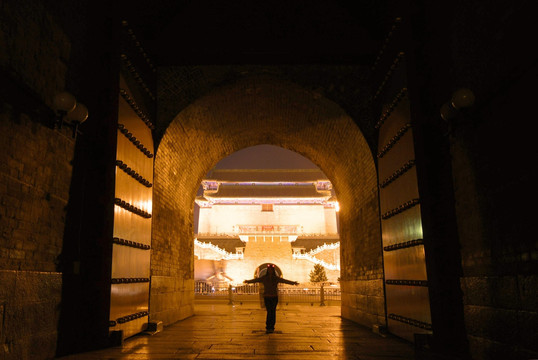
[57,302,415,359]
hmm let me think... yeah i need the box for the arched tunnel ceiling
[118,1,400,158]
[119,0,394,65]
[156,65,378,154]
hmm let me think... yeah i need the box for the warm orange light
[334,202,340,212]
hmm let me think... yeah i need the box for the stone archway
[255,263,283,278]
[151,75,384,328]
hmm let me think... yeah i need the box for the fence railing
[194,281,341,305]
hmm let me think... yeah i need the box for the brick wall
[0,109,74,271]
[0,1,75,358]
[154,65,375,149]
[154,75,384,328]
[408,1,537,358]
[1,0,124,356]
[0,271,62,359]
[451,70,537,359]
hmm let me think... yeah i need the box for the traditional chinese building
[194,169,340,285]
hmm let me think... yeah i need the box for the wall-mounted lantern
[53,91,89,138]
[440,88,475,121]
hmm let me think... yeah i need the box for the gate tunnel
[152,75,383,327]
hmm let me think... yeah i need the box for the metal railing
[194,282,260,298]
[278,285,341,304]
[194,281,341,305]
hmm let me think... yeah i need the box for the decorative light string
[304,242,340,256]
[292,253,340,271]
[194,239,244,260]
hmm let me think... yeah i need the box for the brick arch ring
[152,75,383,327]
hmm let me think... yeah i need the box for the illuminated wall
[198,203,338,236]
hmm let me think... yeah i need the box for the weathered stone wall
[338,166,385,328]
[0,271,62,359]
[0,1,75,358]
[0,113,72,359]
[0,111,74,271]
[149,276,194,326]
[154,74,383,328]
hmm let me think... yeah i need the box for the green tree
[309,264,328,283]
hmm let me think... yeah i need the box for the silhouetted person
[244,264,299,333]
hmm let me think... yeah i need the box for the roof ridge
[218,183,318,186]
[210,169,323,172]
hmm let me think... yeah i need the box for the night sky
[213,144,319,170]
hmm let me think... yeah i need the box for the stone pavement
[57,302,415,359]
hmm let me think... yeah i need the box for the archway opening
[192,145,341,304]
[152,76,383,330]
[255,263,282,278]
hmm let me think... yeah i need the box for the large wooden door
[108,76,154,339]
[374,28,433,340]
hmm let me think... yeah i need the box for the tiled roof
[205,169,328,182]
[205,184,330,198]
